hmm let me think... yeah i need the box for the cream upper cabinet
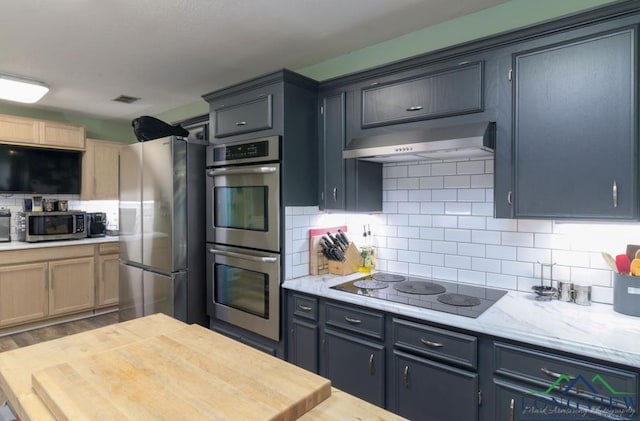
[0,262,48,327]
[81,139,122,200]
[0,114,41,144]
[40,120,85,150]
[48,257,95,316]
[0,114,85,150]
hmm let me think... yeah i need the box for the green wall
[2,0,619,131]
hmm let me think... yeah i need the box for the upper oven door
[206,163,280,252]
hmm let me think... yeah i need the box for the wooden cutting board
[31,323,331,420]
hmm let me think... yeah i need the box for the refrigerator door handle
[206,166,277,177]
[208,248,278,263]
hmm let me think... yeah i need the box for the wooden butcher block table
[0,314,405,421]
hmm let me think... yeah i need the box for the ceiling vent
[112,95,140,104]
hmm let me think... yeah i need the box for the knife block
[328,243,360,276]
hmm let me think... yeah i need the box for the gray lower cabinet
[512,26,637,219]
[287,293,319,373]
[323,328,385,407]
[490,342,639,421]
[393,351,479,421]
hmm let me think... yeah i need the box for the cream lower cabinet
[0,263,48,327]
[96,242,119,308]
[48,257,95,316]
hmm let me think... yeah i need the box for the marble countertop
[283,272,640,368]
[0,236,119,251]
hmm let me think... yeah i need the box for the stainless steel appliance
[206,135,282,340]
[331,272,507,318]
[16,211,86,242]
[119,135,206,325]
[0,209,11,242]
[206,136,280,252]
[87,212,107,237]
[206,244,280,341]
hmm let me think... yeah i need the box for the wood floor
[0,312,119,353]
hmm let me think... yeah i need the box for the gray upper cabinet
[213,94,273,138]
[318,90,383,212]
[512,27,637,219]
[361,61,484,128]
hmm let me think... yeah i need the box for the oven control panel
[207,136,280,166]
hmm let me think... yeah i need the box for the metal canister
[573,284,592,306]
[557,281,574,302]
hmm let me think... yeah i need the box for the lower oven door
[206,244,280,341]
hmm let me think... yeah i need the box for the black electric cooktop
[330,272,507,318]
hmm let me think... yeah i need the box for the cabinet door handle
[509,398,514,421]
[540,367,574,381]
[297,304,312,312]
[612,180,618,208]
[507,191,513,206]
[403,365,409,388]
[235,121,247,126]
[332,187,337,202]
[420,338,443,348]
[406,106,423,112]
[344,316,361,324]
[368,354,375,375]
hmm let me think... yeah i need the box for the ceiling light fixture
[0,73,49,104]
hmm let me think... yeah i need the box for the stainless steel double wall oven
[206,136,281,341]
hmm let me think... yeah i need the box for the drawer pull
[297,304,312,312]
[509,398,514,421]
[345,316,362,324]
[406,105,424,112]
[235,121,247,126]
[368,354,375,375]
[420,338,443,348]
[403,365,409,388]
[541,367,574,381]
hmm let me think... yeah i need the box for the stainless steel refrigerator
[118,135,206,325]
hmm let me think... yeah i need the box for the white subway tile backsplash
[444,229,471,242]
[445,202,472,216]
[486,245,517,261]
[444,175,470,188]
[432,189,457,202]
[432,215,458,228]
[284,158,622,304]
[420,176,444,189]
[398,177,420,190]
[471,174,493,188]
[398,202,421,214]
[457,160,485,175]
[501,232,534,247]
[458,189,485,202]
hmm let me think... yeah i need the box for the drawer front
[494,342,639,411]
[325,302,384,340]
[393,318,477,370]
[99,242,120,255]
[214,94,273,138]
[292,294,318,321]
[361,61,483,128]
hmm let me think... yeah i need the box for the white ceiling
[1,0,507,121]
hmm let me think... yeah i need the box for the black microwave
[16,211,86,242]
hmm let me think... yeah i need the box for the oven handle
[208,248,278,263]
[207,166,277,177]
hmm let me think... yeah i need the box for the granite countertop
[0,236,119,251]
[283,272,640,368]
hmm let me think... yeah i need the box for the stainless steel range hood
[343,122,496,163]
